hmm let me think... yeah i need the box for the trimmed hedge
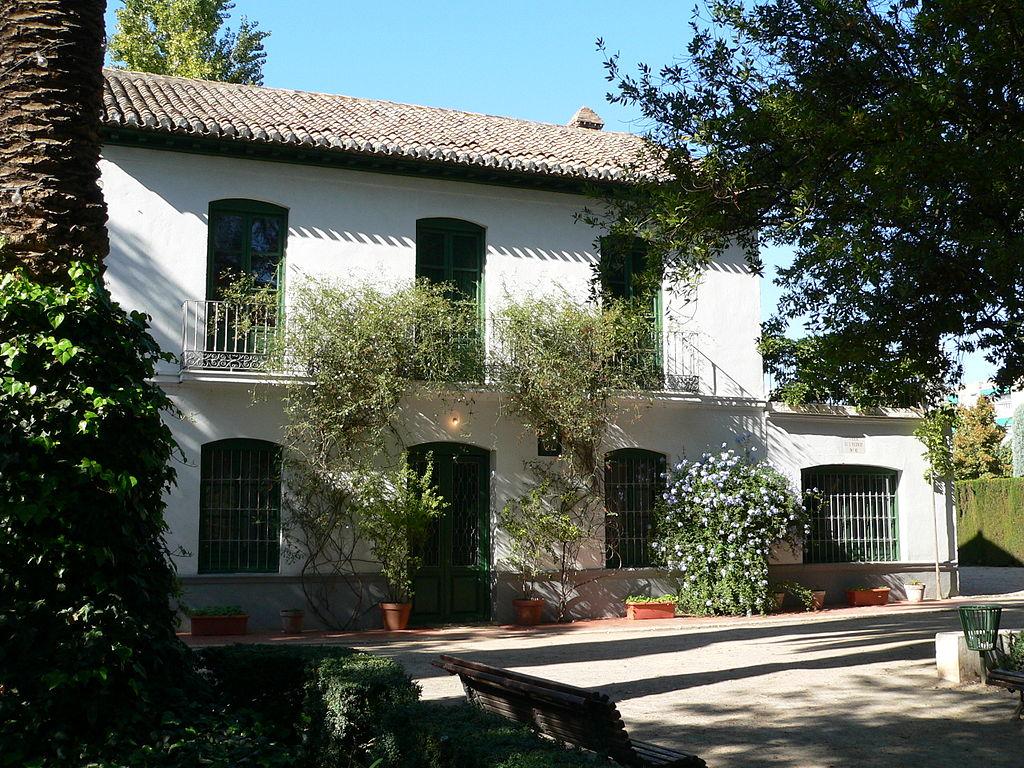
[956,478,1024,566]
[400,701,606,768]
[84,646,603,768]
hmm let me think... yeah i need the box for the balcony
[181,300,707,394]
[180,300,279,373]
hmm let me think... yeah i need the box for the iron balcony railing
[181,300,705,393]
[181,300,280,373]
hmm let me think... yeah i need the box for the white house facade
[97,69,958,629]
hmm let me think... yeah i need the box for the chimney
[567,106,604,130]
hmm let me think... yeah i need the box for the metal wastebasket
[958,605,1002,652]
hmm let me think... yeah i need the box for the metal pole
[931,470,943,600]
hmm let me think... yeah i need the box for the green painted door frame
[408,442,491,624]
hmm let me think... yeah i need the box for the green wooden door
[409,443,490,624]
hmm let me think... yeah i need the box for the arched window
[604,448,666,568]
[198,438,282,573]
[207,199,288,299]
[802,465,899,563]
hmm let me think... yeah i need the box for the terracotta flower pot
[280,608,304,634]
[772,592,786,612]
[904,584,926,603]
[811,590,826,611]
[190,614,248,636]
[512,598,545,626]
[626,602,676,620]
[845,587,890,607]
[380,602,412,631]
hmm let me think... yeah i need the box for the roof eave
[99,123,637,195]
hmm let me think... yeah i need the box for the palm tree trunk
[0,0,108,280]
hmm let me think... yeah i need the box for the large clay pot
[625,601,676,620]
[190,614,248,636]
[512,598,545,626]
[811,590,827,611]
[846,587,890,607]
[380,602,412,630]
[280,608,304,634]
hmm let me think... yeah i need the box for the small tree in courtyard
[953,396,1010,481]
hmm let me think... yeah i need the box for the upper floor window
[605,448,666,568]
[416,218,485,307]
[207,199,288,299]
[598,235,661,311]
[599,236,664,388]
[198,438,282,574]
[802,465,899,563]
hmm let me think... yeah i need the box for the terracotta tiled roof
[101,68,655,183]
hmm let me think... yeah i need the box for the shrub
[0,263,188,762]
[1007,632,1024,672]
[196,645,419,767]
[653,444,809,615]
[956,478,1024,566]
[400,701,606,768]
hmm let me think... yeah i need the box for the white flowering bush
[653,445,810,615]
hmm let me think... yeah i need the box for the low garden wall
[956,479,1024,566]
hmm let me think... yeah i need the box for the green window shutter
[198,438,283,574]
[207,199,288,300]
[801,466,900,564]
[415,218,485,308]
[604,448,667,568]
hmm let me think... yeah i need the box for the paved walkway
[189,596,1024,767]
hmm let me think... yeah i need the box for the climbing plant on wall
[492,296,655,620]
[265,276,476,628]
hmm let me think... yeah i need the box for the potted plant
[625,594,677,620]
[846,585,891,607]
[280,608,304,633]
[498,481,564,626]
[811,589,827,611]
[779,581,823,612]
[904,579,926,603]
[188,605,248,636]
[356,459,447,631]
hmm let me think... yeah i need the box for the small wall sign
[843,438,866,454]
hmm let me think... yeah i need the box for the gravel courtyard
[344,598,1024,768]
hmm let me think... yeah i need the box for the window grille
[802,466,899,563]
[199,439,282,573]
[605,449,666,568]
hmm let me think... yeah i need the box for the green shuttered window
[802,465,899,563]
[199,439,282,573]
[605,448,666,568]
[415,218,484,306]
[207,199,287,299]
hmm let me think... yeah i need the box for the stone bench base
[935,629,1021,684]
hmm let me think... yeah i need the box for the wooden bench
[986,667,1024,721]
[433,654,706,767]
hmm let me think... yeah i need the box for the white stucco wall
[98,143,956,624]
[99,144,762,395]
[767,407,956,565]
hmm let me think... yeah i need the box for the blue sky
[103,1,993,384]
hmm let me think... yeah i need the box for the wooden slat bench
[433,654,706,767]
[986,668,1024,721]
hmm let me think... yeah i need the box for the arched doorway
[408,442,490,623]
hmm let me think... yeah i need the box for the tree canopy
[953,395,1011,481]
[600,0,1024,407]
[109,0,269,84]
